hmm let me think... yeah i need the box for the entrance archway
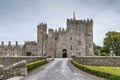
[62,49,67,58]
[26,52,32,56]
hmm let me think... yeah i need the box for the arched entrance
[26,52,32,56]
[62,49,67,58]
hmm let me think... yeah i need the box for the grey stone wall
[0,56,46,66]
[0,56,46,79]
[0,65,3,79]
[0,60,27,79]
[72,56,120,66]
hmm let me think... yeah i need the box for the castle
[0,13,94,58]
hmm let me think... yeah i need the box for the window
[78,41,81,45]
[55,37,58,40]
[70,37,72,40]
[70,45,72,50]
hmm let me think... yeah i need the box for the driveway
[21,58,104,80]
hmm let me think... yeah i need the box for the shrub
[71,60,120,80]
[27,59,47,71]
[101,52,109,56]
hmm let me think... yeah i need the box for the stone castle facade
[0,14,94,58]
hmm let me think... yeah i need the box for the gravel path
[21,58,104,80]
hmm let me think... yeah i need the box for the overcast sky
[0,0,120,46]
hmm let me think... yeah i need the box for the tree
[94,44,109,56]
[103,31,120,56]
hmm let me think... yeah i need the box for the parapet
[24,41,37,46]
[67,18,93,26]
[48,28,54,33]
[37,22,47,33]
[37,22,47,27]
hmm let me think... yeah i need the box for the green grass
[86,66,120,76]
[71,60,120,80]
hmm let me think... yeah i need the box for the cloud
[0,0,120,46]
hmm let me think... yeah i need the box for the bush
[101,52,109,56]
[27,59,47,71]
[71,60,120,80]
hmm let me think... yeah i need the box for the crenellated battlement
[57,27,66,33]
[67,18,93,26]
[25,41,37,46]
[37,22,47,28]
[48,27,67,34]
[37,22,47,33]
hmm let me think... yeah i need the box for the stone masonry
[0,12,94,58]
[72,56,120,66]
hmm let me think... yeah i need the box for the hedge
[27,59,47,71]
[71,60,120,80]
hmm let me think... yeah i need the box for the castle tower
[85,19,94,55]
[37,22,48,56]
[65,12,94,56]
[37,22,47,43]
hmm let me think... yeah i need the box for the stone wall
[0,56,46,79]
[0,60,27,79]
[0,65,3,79]
[0,56,46,66]
[72,56,120,66]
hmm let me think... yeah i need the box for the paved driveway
[21,58,104,80]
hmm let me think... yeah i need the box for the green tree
[94,45,109,56]
[103,31,120,56]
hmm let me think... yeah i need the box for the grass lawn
[71,60,120,80]
[85,65,120,76]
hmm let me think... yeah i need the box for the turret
[37,22,47,33]
[37,22,47,43]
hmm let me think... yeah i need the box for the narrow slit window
[70,45,72,50]
[78,41,81,45]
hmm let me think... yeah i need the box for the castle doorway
[26,52,32,56]
[62,49,67,58]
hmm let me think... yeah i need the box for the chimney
[8,41,11,45]
[1,41,4,45]
[16,41,18,46]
